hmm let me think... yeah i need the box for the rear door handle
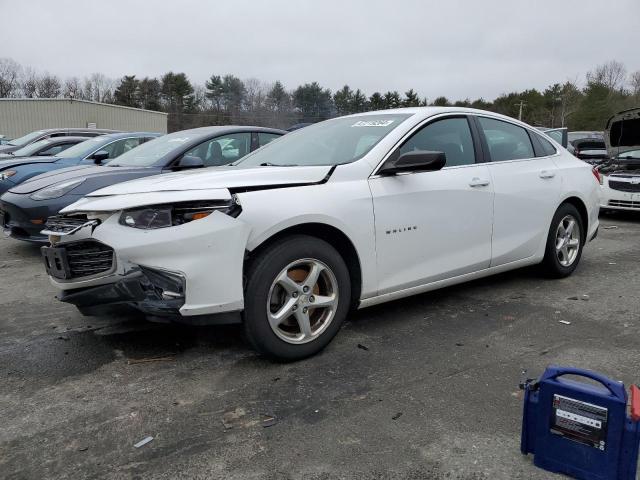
[539,170,556,179]
[469,177,490,187]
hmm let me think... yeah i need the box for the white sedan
[41,108,601,360]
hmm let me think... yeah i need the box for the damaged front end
[41,189,251,323]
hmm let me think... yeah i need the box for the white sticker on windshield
[168,137,190,143]
[352,120,395,127]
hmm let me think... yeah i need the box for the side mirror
[379,150,446,175]
[175,155,205,169]
[91,150,110,164]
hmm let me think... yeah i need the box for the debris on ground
[127,355,176,365]
[357,343,369,351]
[559,320,572,325]
[609,262,617,265]
[567,296,579,300]
[603,225,618,230]
[222,407,247,430]
[262,415,277,428]
[392,412,403,420]
[57,336,70,341]
[77,446,89,452]
[133,436,154,448]
[455,342,464,347]
[581,295,590,301]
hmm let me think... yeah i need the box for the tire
[243,235,351,361]
[540,203,585,278]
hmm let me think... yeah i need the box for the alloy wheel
[266,258,339,344]
[555,214,580,267]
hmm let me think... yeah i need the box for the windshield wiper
[259,162,299,167]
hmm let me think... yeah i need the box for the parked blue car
[0,132,162,195]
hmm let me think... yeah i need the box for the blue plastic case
[521,365,640,480]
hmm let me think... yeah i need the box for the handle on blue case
[542,365,627,402]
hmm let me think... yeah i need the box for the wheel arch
[245,222,363,309]
[559,195,589,241]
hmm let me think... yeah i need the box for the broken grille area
[64,241,115,278]
[45,215,91,234]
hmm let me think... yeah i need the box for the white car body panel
[44,107,601,320]
[487,156,561,266]
[369,163,493,293]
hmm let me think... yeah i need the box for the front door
[369,116,494,295]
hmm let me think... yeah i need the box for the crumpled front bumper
[48,210,251,318]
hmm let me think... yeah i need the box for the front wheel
[540,203,584,278]
[243,235,351,361]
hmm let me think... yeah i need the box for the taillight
[592,167,603,185]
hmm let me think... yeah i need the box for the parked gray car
[0,126,284,242]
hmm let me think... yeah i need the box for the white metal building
[0,98,167,138]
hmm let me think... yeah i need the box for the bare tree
[21,67,38,98]
[36,74,62,98]
[85,72,115,102]
[586,60,627,91]
[63,77,83,99]
[630,71,640,97]
[0,58,22,97]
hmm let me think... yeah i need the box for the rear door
[369,115,494,293]
[474,116,561,266]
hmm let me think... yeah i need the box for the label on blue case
[550,394,608,450]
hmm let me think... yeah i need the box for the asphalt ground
[1,212,639,479]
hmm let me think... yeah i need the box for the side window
[258,132,281,147]
[39,144,67,156]
[49,133,67,138]
[184,133,252,167]
[98,138,143,159]
[535,134,557,156]
[399,117,476,167]
[477,117,535,162]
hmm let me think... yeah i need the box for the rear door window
[477,117,535,162]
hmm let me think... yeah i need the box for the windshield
[11,138,53,156]
[107,131,199,167]
[236,114,412,167]
[7,130,46,147]
[617,149,640,159]
[54,136,107,159]
[568,131,603,143]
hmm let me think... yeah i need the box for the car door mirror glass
[176,155,205,169]
[91,150,110,164]
[379,150,446,175]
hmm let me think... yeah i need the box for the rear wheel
[540,203,584,278]
[243,235,351,361]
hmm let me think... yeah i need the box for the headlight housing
[0,170,17,181]
[119,197,241,230]
[30,178,85,200]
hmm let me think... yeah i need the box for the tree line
[1,57,639,131]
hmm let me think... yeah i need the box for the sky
[2,0,639,101]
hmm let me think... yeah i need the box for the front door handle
[469,177,490,187]
[539,170,556,179]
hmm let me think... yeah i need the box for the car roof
[96,131,163,140]
[40,136,95,144]
[168,126,287,137]
[35,127,121,134]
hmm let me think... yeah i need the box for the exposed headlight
[30,178,85,200]
[0,170,17,181]
[119,197,241,230]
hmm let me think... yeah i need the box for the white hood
[61,165,332,213]
[87,165,332,196]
